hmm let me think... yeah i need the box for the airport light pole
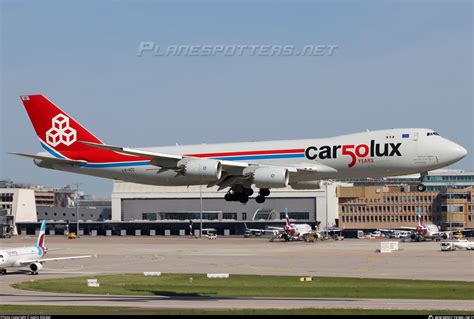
[325,181,328,238]
[199,185,203,238]
[74,183,81,237]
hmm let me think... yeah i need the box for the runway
[1,236,473,311]
[1,289,473,311]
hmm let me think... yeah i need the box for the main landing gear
[256,188,270,203]
[225,187,253,203]
[224,187,270,203]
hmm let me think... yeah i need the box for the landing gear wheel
[256,195,266,203]
[243,188,254,196]
[0,269,6,275]
[417,184,426,192]
[259,188,270,197]
[238,194,249,203]
[224,193,233,201]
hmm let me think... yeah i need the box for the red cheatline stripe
[187,148,305,158]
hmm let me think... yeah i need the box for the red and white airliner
[245,209,319,241]
[0,221,92,275]
[13,95,467,203]
[401,214,452,241]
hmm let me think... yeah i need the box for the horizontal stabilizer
[9,152,87,166]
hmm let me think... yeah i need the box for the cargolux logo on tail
[46,114,77,147]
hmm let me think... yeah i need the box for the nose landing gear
[416,184,427,192]
[417,172,428,192]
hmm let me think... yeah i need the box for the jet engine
[179,159,222,181]
[252,167,289,188]
[29,262,43,273]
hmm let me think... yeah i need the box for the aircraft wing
[244,224,282,234]
[9,152,87,166]
[79,141,337,188]
[267,226,284,231]
[79,141,249,171]
[19,255,93,265]
[247,228,280,234]
[398,227,417,230]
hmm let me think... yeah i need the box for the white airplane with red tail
[12,95,468,204]
[401,213,452,242]
[0,221,92,275]
[245,209,320,241]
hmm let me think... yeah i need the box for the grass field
[1,305,473,316]
[13,274,474,300]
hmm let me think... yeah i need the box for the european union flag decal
[402,133,410,138]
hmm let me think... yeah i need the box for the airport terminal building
[111,181,344,231]
[338,186,474,231]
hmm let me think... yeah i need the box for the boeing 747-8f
[12,95,467,203]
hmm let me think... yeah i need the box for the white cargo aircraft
[13,95,467,203]
[0,221,92,275]
[245,209,320,241]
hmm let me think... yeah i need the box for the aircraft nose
[453,144,468,160]
[438,140,468,165]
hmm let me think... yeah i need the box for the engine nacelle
[253,167,289,189]
[289,180,322,190]
[29,262,43,273]
[180,159,222,181]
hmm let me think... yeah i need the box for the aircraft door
[413,132,418,141]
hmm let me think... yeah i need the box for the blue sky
[1,0,472,196]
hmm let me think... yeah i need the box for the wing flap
[289,162,338,173]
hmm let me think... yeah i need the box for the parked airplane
[0,221,92,275]
[400,214,452,242]
[245,209,320,241]
[13,95,467,203]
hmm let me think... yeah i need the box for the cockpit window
[427,132,439,136]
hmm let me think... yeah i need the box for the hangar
[111,181,346,229]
